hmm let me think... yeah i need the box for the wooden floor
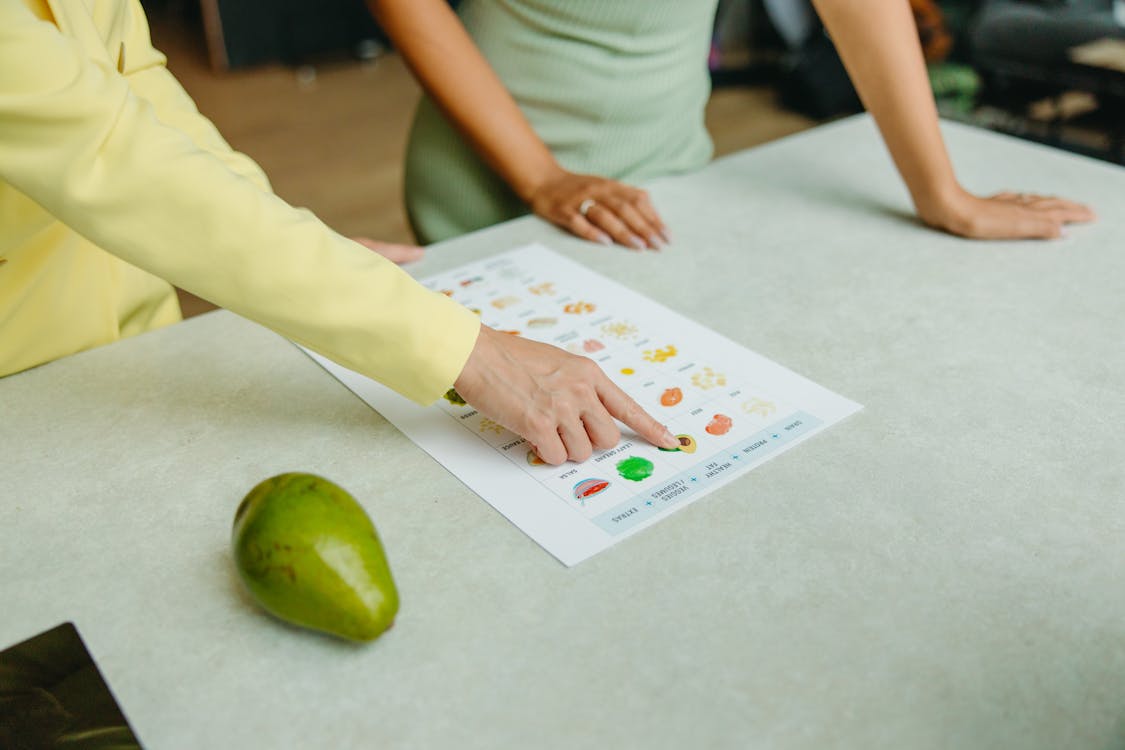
[146,15,815,318]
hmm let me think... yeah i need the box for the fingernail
[662,428,678,447]
[595,232,612,246]
[647,234,664,250]
[629,235,646,251]
[660,228,673,244]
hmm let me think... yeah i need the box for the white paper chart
[305,244,861,566]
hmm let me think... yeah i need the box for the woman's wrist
[912,178,972,233]
[511,157,566,204]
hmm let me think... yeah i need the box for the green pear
[231,473,399,642]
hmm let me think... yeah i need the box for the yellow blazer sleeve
[117,0,271,192]
[0,3,479,404]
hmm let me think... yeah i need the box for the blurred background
[145,0,1124,316]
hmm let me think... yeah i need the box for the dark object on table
[972,0,1125,71]
[970,0,1125,161]
[0,623,143,750]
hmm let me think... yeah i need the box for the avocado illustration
[658,434,697,454]
[231,473,399,642]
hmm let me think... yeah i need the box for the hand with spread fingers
[917,189,1096,240]
[526,169,670,251]
[811,0,1098,244]
[453,326,679,465]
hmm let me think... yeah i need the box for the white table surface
[4,116,1124,749]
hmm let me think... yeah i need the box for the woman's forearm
[811,0,959,212]
[369,0,561,201]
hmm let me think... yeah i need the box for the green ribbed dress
[404,1,720,244]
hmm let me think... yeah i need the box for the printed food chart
[305,244,861,566]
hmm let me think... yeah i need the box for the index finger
[611,200,664,251]
[595,376,678,449]
[634,191,670,243]
[1026,198,1097,223]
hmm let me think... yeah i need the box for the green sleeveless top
[404,1,719,244]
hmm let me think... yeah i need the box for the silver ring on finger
[578,198,597,217]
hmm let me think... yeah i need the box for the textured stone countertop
[4,116,1123,749]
